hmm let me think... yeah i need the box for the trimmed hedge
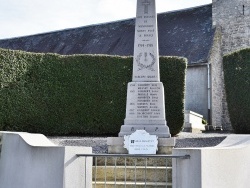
[160,57,187,135]
[223,49,250,134]
[0,48,187,136]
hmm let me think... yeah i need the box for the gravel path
[49,132,232,153]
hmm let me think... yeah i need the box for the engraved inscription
[132,0,160,81]
[138,25,154,28]
[126,83,164,119]
[121,0,169,137]
[137,43,154,47]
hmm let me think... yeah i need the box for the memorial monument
[108,0,174,154]
[118,0,171,138]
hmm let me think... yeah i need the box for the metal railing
[77,153,190,188]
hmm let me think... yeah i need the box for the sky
[0,0,212,40]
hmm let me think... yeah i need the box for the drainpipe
[207,63,211,125]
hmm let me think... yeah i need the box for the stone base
[119,125,171,138]
[107,137,176,154]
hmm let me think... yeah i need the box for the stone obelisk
[118,0,171,138]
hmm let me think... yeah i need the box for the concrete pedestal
[107,137,176,154]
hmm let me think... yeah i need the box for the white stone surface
[118,0,170,138]
[119,81,170,137]
[183,110,205,132]
[172,135,250,188]
[124,130,158,154]
[124,82,166,124]
[0,132,64,188]
[133,0,160,82]
[64,146,92,188]
[108,136,175,146]
[107,136,175,154]
[0,132,92,188]
[119,124,170,137]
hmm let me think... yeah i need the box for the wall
[211,0,250,130]
[0,132,92,188]
[0,132,64,188]
[183,110,205,133]
[64,146,92,188]
[208,26,232,130]
[185,64,208,120]
[213,0,250,55]
[173,135,250,188]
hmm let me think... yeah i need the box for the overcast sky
[0,0,212,40]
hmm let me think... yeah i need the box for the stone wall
[208,26,232,130]
[208,26,224,128]
[211,0,250,130]
[213,0,250,55]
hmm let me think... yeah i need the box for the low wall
[183,110,205,133]
[0,132,92,188]
[172,135,250,188]
[64,146,92,188]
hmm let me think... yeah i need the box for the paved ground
[49,132,233,153]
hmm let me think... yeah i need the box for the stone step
[93,166,172,182]
[92,181,172,188]
[94,157,172,166]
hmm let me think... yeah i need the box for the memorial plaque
[118,0,171,138]
[124,130,158,154]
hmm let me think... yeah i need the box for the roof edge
[0,3,212,41]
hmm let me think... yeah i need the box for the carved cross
[142,0,150,14]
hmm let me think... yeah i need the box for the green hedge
[223,49,250,134]
[0,48,187,136]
